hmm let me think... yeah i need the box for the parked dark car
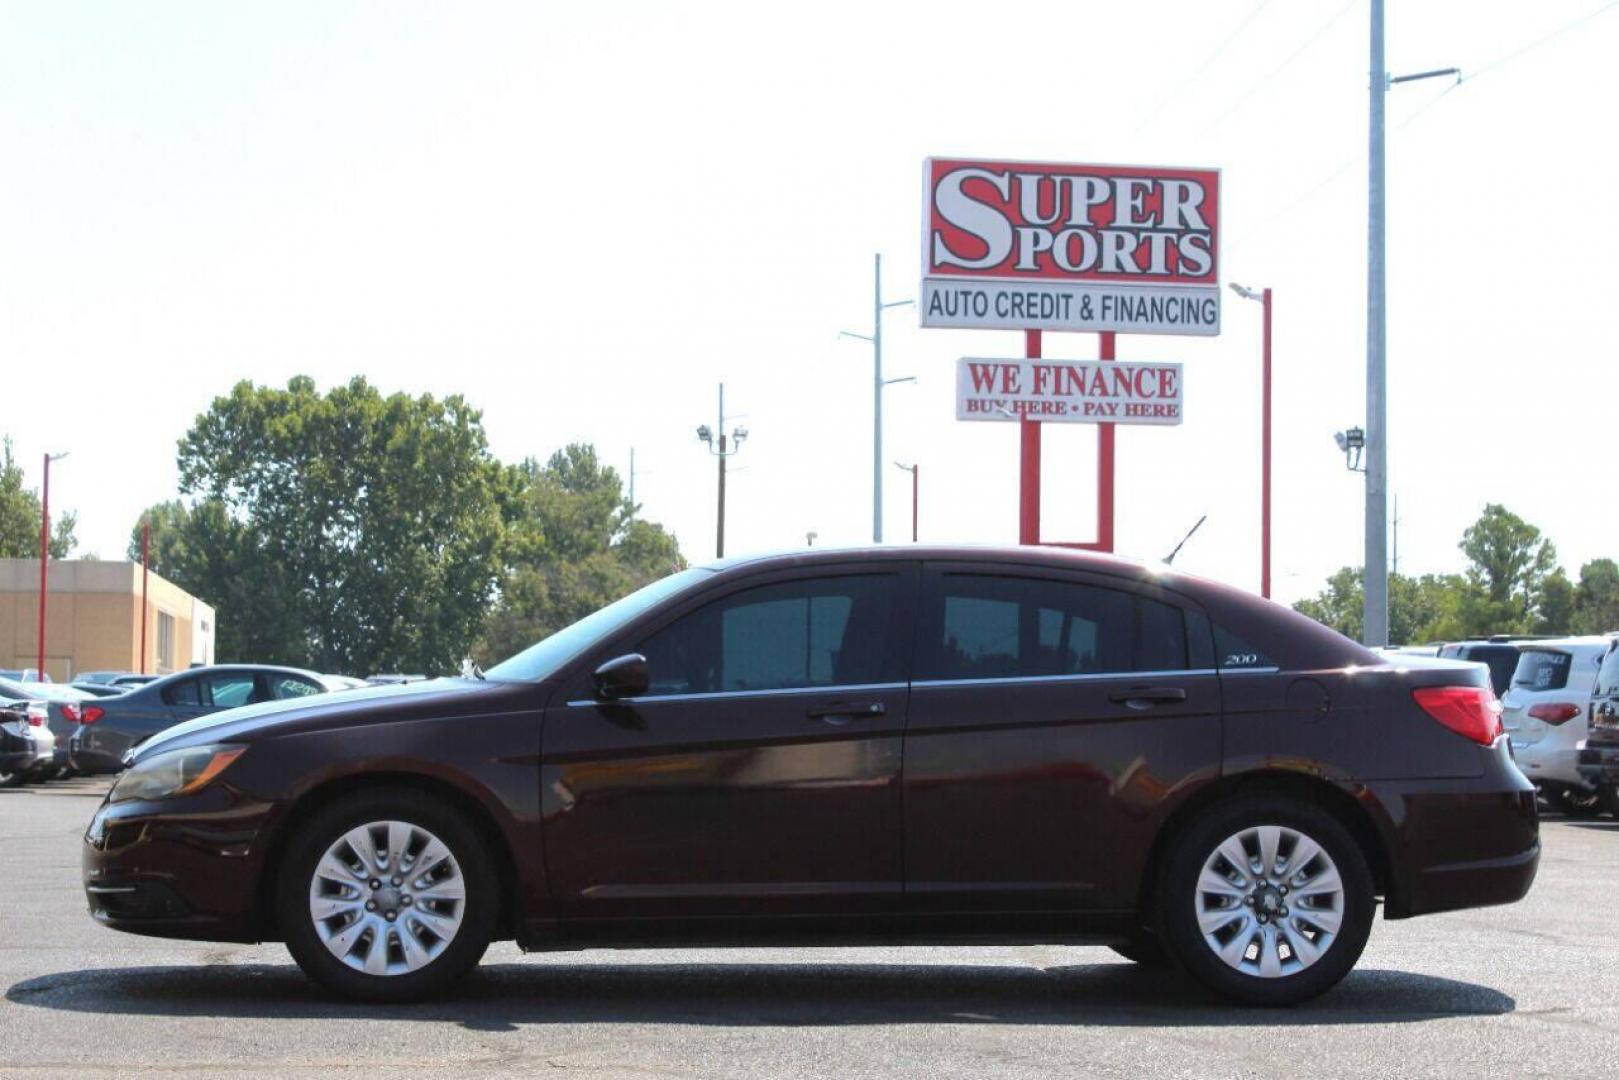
[82,547,1538,1006]
[0,701,38,786]
[69,665,333,775]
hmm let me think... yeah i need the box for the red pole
[36,454,49,680]
[1019,329,1042,544]
[1097,332,1116,554]
[1261,288,1273,599]
[911,465,919,543]
[140,520,151,674]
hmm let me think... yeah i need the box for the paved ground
[0,777,1615,1079]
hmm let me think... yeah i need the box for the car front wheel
[277,789,498,1001]
[1157,796,1375,1006]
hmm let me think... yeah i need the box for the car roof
[141,663,324,687]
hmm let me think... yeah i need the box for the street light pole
[1365,0,1389,647]
[1364,0,1459,646]
[1231,283,1273,599]
[894,462,918,542]
[696,383,747,559]
[841,254,913,544]
[36,451,68,680]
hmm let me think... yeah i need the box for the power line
[1134,0,1276,135]
[1465,0,1619,83]
[1208,0,1360,131]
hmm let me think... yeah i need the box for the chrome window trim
[911,668,1218,690]
[1218,666,1281,675]
[566,681,908,708]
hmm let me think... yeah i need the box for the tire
[1109,932,1171,967]
[1155,795,1375,1007]
[277,788,498,1002]
[1598,785,1619,819]
[1553,786,1603,819]
[0,765,28,789]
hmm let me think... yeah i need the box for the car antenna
[1164,515,1208,566]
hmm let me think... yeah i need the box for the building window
[157,612,175,672]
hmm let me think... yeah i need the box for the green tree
[173,377,507,674]
[1459,504,1557,632]
[1573,558,1619,633]
[1534,568,1576,635]
[476,444,685,665]
[1294,567,1476,645]
[0,437,76,558]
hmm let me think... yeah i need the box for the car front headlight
[108,744,245,803]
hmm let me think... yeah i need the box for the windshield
[484,568,713,682]
[1596,646,1619,698]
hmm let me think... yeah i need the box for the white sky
[2,1,1616,604]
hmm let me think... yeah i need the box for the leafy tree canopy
[0,437,77,559]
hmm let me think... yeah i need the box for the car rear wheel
[277,789,497,1002]
[1552,786,1603,818]
[1156,795,1374,1006]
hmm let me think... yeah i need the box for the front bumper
[1368,740,1541,919]
[81,785,276,943]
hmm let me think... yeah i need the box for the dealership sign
[922,158,1221,336]
[956,357,1183,426]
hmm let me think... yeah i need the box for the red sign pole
[1097,332,1116,553]
[1018,330,1042,544]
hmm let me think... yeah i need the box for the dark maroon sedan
[83,547,1537,1005]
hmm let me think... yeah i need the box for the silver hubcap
[1195,824,1344,979]
[308,820,466,976]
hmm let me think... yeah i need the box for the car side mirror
[592,654,649,701]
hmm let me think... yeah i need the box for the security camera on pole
[696,383,747,559]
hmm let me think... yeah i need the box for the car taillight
[1527,702,1582,725]
[1412,686,1503,746]
[24,703,47,728]
[61,704,79,723]
[77,705,104,725]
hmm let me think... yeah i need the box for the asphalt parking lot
[1,778,1615,1079]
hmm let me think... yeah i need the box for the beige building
[0,559,216,682]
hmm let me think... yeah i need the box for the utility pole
[1365,0,1458,647]
[1231,283,1273,599]
[140,519,151,675]
[696,383,747,559]
[36,451,68,680]
[840,254,913,543]
[1365,0,1389,648]
[627,447,636,519]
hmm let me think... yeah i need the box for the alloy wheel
[307,820,466,976]
[1193,824,1345,979]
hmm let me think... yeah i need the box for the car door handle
[806,702,887,725]
[1108,686,1188,708]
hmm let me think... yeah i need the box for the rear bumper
[1577,741,1619,788]
[1512,743,1588,789]
[1368,742,1541,919]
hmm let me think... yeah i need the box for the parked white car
[1501,635,1615,815]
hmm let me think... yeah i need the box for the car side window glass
[271,676,324,700]
[923,574,1192,680]
[163,679,202,706]
[1595,646,1619,697]
[637,574,900,696]
[205,673,256,709]
[1185,609,1217,670]
[1213,625,1274,670]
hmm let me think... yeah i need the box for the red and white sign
[956,357,1184,426]
[922,158,1221,336]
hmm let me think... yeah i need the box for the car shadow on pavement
[7,961,1513,1032]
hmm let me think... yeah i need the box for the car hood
[129,676,514,763]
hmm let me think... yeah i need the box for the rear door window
[921,574,1191,680]
[203,673,258,708]
[1512,649,1572,692]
